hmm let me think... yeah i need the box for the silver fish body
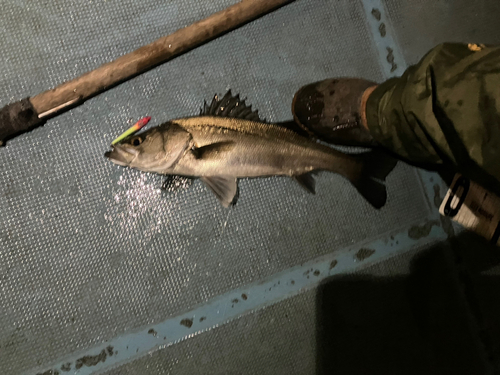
[105,92,392,207]
[172,116,358,177]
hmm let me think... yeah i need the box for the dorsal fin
[199,90,266,122]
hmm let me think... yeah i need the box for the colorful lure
[111,116,151,145]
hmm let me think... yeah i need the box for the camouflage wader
[366,43,500,192]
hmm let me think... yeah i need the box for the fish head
[105,123,192,173]
[105,126,167,171]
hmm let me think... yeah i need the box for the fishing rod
[0,0,293,146]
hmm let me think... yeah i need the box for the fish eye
[132,137,143,146]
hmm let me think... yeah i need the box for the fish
[105,91,394,208]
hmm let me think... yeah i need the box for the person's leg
[293,43,500,191]
[292,78,378,147]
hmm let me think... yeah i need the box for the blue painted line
[362,0,465,233]
[360,0,454,225]
[28,222,447,375]
[361,0,406,78]
[360,0,450,221]
[418,170,446,215]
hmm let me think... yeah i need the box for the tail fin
[347,150,398,209]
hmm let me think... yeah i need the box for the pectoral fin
[193,141,236,160]
[294,172,316,194]
[201,176,238,207]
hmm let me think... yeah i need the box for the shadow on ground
[316,231,500,375]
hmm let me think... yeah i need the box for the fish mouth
[105,145,138,166]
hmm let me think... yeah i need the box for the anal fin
[201,176,238,207]
[294,172,316,194]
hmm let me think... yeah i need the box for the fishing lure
[111,116,151,145]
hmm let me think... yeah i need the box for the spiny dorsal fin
[199,90,265,122]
